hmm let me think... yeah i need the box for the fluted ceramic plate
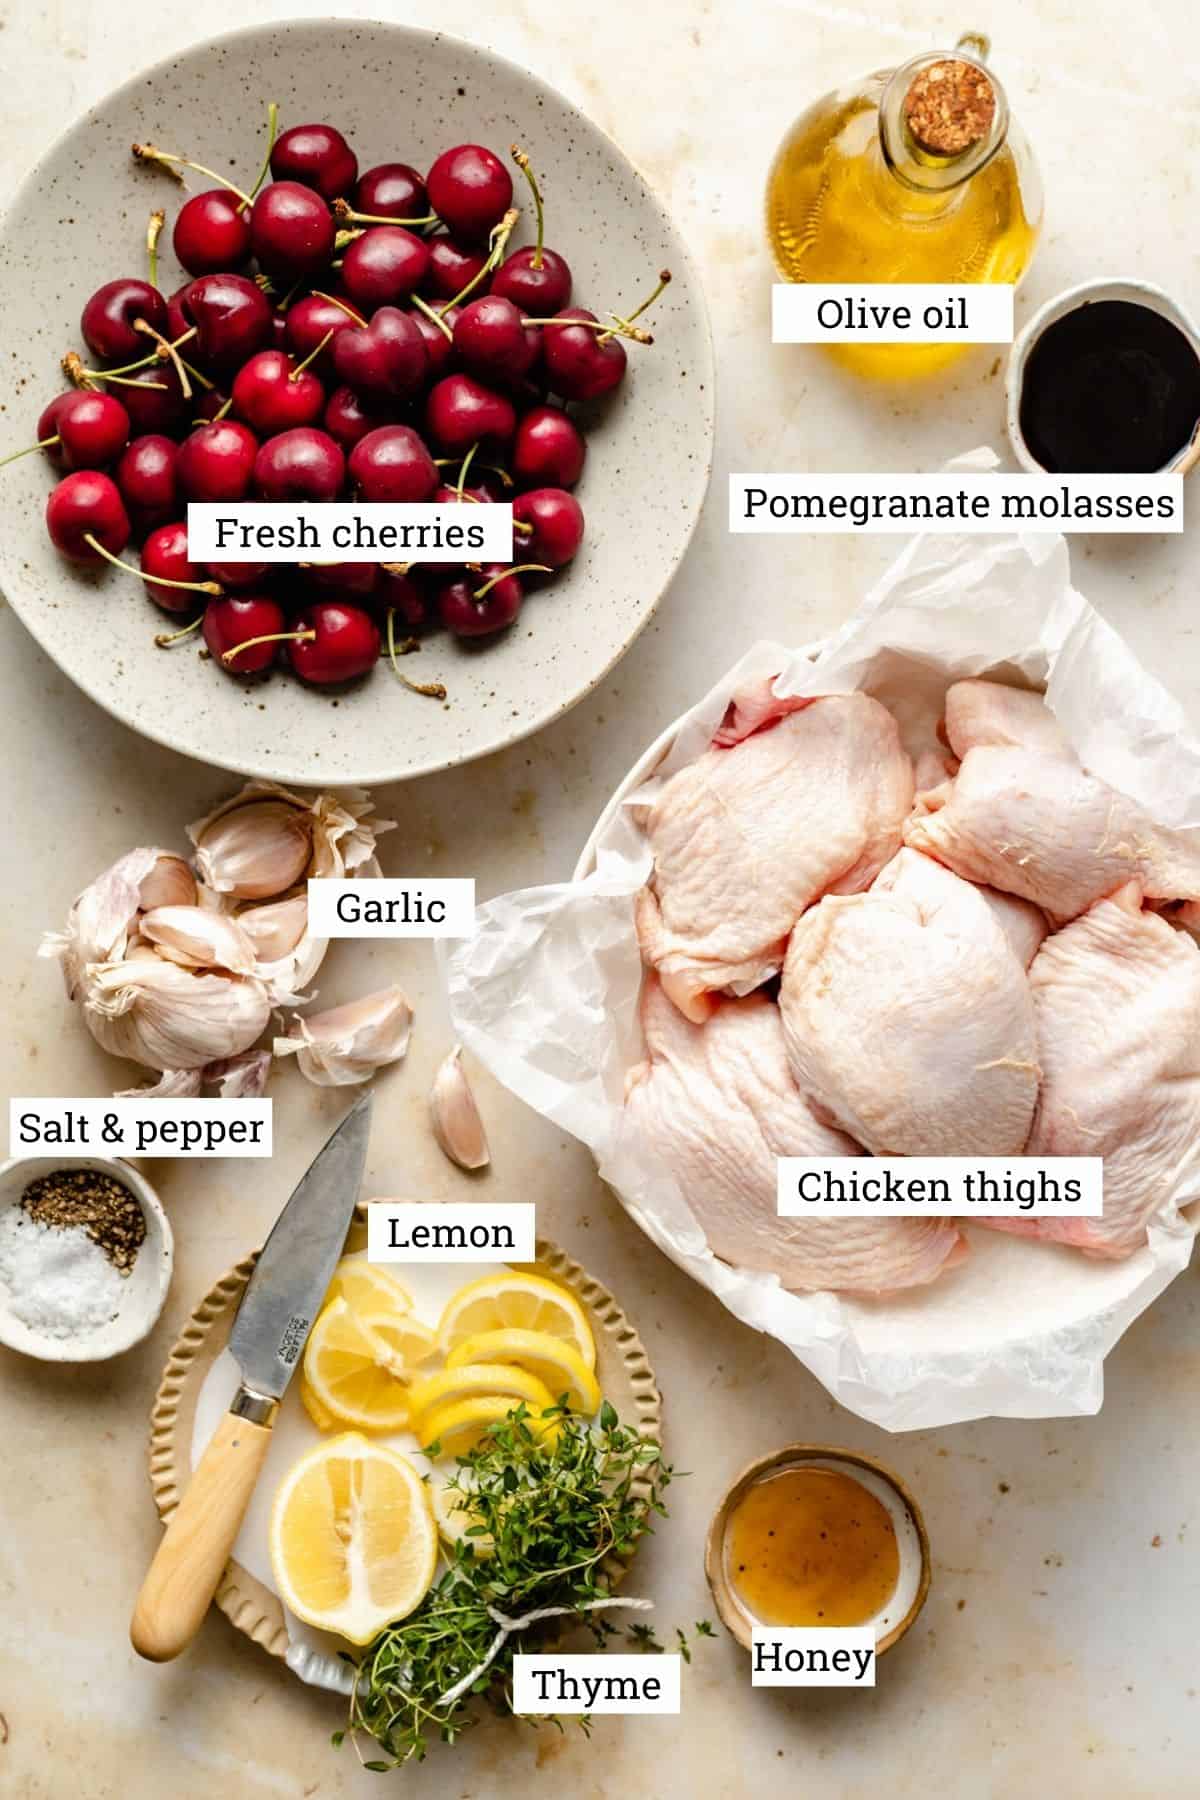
[0,20,713,784]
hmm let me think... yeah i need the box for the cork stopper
[903,58,996,157]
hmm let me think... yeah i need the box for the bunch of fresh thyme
[340,1400,700,1768]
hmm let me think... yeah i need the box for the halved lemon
[303,1298,437,1431]
[444,1327,602,1416]
[269,1432,436,1645]
[324,1256,412,1319]
[420,1392,559,1460]
[408,1362,557,1428]
[437,1272,596,1369]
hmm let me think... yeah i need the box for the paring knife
[130,1093,373,1662]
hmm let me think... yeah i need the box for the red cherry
[348,425,438,502]
[427,145,513,243]
[120,363,188,434]
[194,387,234,422]
[46,470,131,563]
[304,560,378,596]
[437,563,525,637]
[250,181,335,281]
[205,594,287,674]
[116,434,178,523]
[42,390,130,469]
[177,420,259,501]
[512,487,584,567]
[453,296,539,382]
[173,191,251,275]
[323,384,382,450]
[178,274,273,371]
[288,601,380,683]
[425,373,516,454]
[81,278,167,362]
[541,308,627,400]
[284,293,361,370]
[355,162,428,219]
[492,247,572,315]
[512,405,586,488]
[425,236,488,301]
[270,123,358,200]
[254,427,344,501]
[408,305,458,377]
[140,520,207,612]
[232,349,325,434]
[376,566,430,628]
[206,558,271,587]
[331,306,428,399]
[341,227,431,309]
[433,482,491,506]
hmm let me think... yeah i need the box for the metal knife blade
[229,1092,372,1402]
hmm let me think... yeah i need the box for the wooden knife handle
[131,1407,273,1662]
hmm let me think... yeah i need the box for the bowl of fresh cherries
[0,20,713,784]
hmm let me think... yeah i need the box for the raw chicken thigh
[943,678,1070,759]
[622,976,963,1293]
[780,849,1039,1157]
[636,693,914,1021]
[996,883,1200,1257]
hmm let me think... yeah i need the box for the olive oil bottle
[766,34,1042,379]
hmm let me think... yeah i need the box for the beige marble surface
[3,0,1200,1794]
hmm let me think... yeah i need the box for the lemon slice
[298,1370,338,1433]
[420,1393,558,1460]
[437,1271,596,1369]
[431,1479,495,1558]
[325,1256,413,1320]
[445,1327,602,1416]
[409,1362,557,1427]
[270,1432,437,1645]
[303,1298,437,1431]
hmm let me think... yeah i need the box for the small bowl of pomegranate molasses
[1007,278,1200,475]
[705,1444,931,1657]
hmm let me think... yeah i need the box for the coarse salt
[0,1207,125,1339]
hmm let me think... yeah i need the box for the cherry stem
[248,102,279,203]
[223,628,314,664]
[387,608,447,699]
[311,288,368,328]
[513,517,533,537]
[62,347,168,392]
[456,441,479,499]
[290,330,334,380]
[526,312,653,345]
[0,434,59,470]
[439,207,520,316]
[84,535,223,594]
[155,615,203,649]
[177,356,214,392]
[380,561,413,575]
[333,229,362,252]
[510,146,544,269]
[132,143,254,208]
[133,319,197,397]
[331,198,438,229]
[147,209,165,289]
[597,268,672,345]
[410,292,454,342]
[474,562,551,599]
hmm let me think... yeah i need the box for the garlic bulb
[84,957,271,1071]
[138,854,198,911]
[39,845,172,1000]
[274,986,412,1087]
[429,1046,490,1171]
[236,895,309,962]
[140,905,259,975]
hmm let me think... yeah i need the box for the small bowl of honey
[705,1445,930,1656]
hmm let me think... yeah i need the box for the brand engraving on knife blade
[278,1314,310,1365]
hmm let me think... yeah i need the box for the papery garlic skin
[140,905,259,976]
[39,846,172,1000]
[117,1068,204,1099]
[430,1045,490,1171]
[84,957,271,1071]
[274,986,412,1087]
[138,855,198,911]
[203,1048,273,1099]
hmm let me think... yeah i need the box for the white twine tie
[435,1596,654,1709]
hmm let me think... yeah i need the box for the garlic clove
[237,894,309,962]
[203,1048,273,1098]
[116,1068,203,1099]
[274,985,412,1087]
[190,792,313,900]
[84,957,271,1071]
[39,845,175,1000]
[138,854,198,911]
[429,1045,490,1171]
[140,905,259,976]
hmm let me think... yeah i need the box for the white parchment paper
[442,522,1200,1431]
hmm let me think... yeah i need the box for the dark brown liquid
[1019,300,1200,474]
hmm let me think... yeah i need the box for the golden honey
[725,1465,899,1627]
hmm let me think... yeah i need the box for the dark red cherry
[304,560,378,596]
[194,388,233,423]
[437,563,524,637]
[433,481,491,507]
[206,558,271,587]
[232,349,325,434]
[542,308,627,400]
[355,162,428,219]
[323,384,381,450]
[288,601,380,683]
[116,434,178,522]
[120,363,188,434]
[250,181,335,280]
[408,305,458,377]
[254,426,344,501]
[173,191,251,276]
[178,274,273,372]
[270,123,358,201]
[452,295,538,382]
[424,235,488,301]
[512,487,584,567]
[331,306,428,399]
[206,594,287,674]
[284,293,361,372]
[341,226,431,309]
[177,420,259,501]
[41,390,129,469]
[348,425,438,502]
[512,405,586,488]
[46,470,131,563]
[81,278,168,362]
[139,520,205,613]
[376,566,430,629]
[425,373,516,454]
[492,246,572,315]
[426,145,513,244]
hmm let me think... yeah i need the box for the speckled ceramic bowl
[0,20,714,785]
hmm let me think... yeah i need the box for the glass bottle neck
[877,46,1009,199]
